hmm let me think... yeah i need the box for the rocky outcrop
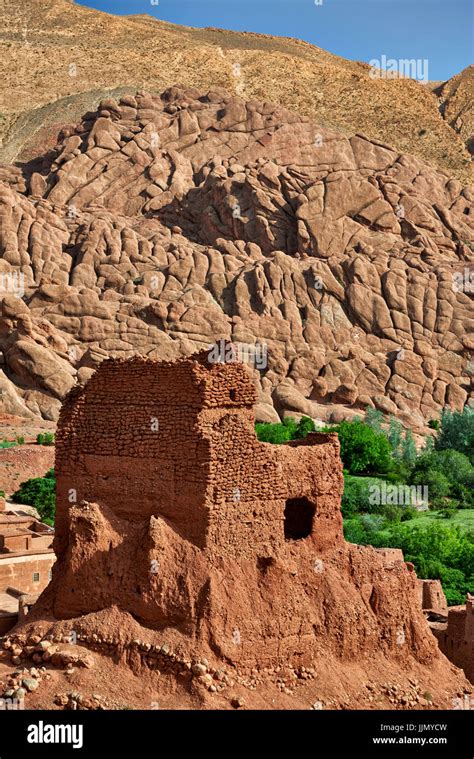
[0,87,472,430]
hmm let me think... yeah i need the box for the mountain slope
[0,0,471,182]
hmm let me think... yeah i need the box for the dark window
[229,389,237,401]
[284,497,315,540]
[33,572,40,583]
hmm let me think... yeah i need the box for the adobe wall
[55,354,344,557]
[431,596,474,683]
[418,579,448,614]
[0,553,55,595]
[201,410,343,556]
[55,355,255,549]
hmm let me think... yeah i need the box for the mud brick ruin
[9,348,469,699]
[55,350,343,559]
[421,581,474,683]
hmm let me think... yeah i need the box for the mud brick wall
[0,554,55,594]
[418,579,448,614]
[433,599,474,683]
[55,354,258,549]
[55,352,343,558]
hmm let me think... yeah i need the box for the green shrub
[409,449,474,508]
[294,416,316,439]
[400,429,417,467]
[341,475,372,517]
[335,420,392,474]
[255,422,292,444]
[255,416,315,444]
[36,432,55,446]
[428,419,440,430]
[11,469,56,525]
[364,407,384,434]
[436,406,474,462]
[387,416,403,457]
[0,439,18,449]
[412,469,451,505]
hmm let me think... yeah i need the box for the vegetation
[11,469,56,525]
[335,419,392,474]
[255,416,315,444]
[435,406,474,462]
[256,404,474,604]
[36,432,55,446]
[0,436,25,448]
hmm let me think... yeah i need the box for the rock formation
[0,86,472,430]
[5,351,470,708]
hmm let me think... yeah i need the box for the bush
[341,475,373,517]
[36,432,55,446]
[409,449,474,508]
[11,469,56,525]
[364,407,384,434]
[335,420,392,474]
[255,416,315,444]
[436,406,474,462]
[412,469,451,506]
[400,429,417,467]
[387,416,403,457]
[0,439,18,449]
[294,416,316,439]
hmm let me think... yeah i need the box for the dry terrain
[0,0,471,181]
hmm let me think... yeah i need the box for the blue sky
[77,0,472,81]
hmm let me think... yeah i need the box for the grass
[407,509,474,532]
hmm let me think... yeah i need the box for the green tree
[335,420,392,474]
[11,469,56,525]
[387,416,403,457]
[294,416,315,439]
[400,429,417,467]
[436,406,474,462]
[364,407,384,434]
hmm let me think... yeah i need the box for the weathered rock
[0,87,472,430]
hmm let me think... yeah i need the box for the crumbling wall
[55,353,343,559]
[419,579,448,614]
[23,349,457,678]
[55,355,256,550]
[432,596,474,683]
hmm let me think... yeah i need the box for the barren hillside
[0,0,471,181]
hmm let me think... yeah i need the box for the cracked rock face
[0,86,472,429]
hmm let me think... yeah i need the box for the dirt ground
[0,417,55,496]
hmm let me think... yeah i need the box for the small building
[54,350,344,560]
[0,508,55,633]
